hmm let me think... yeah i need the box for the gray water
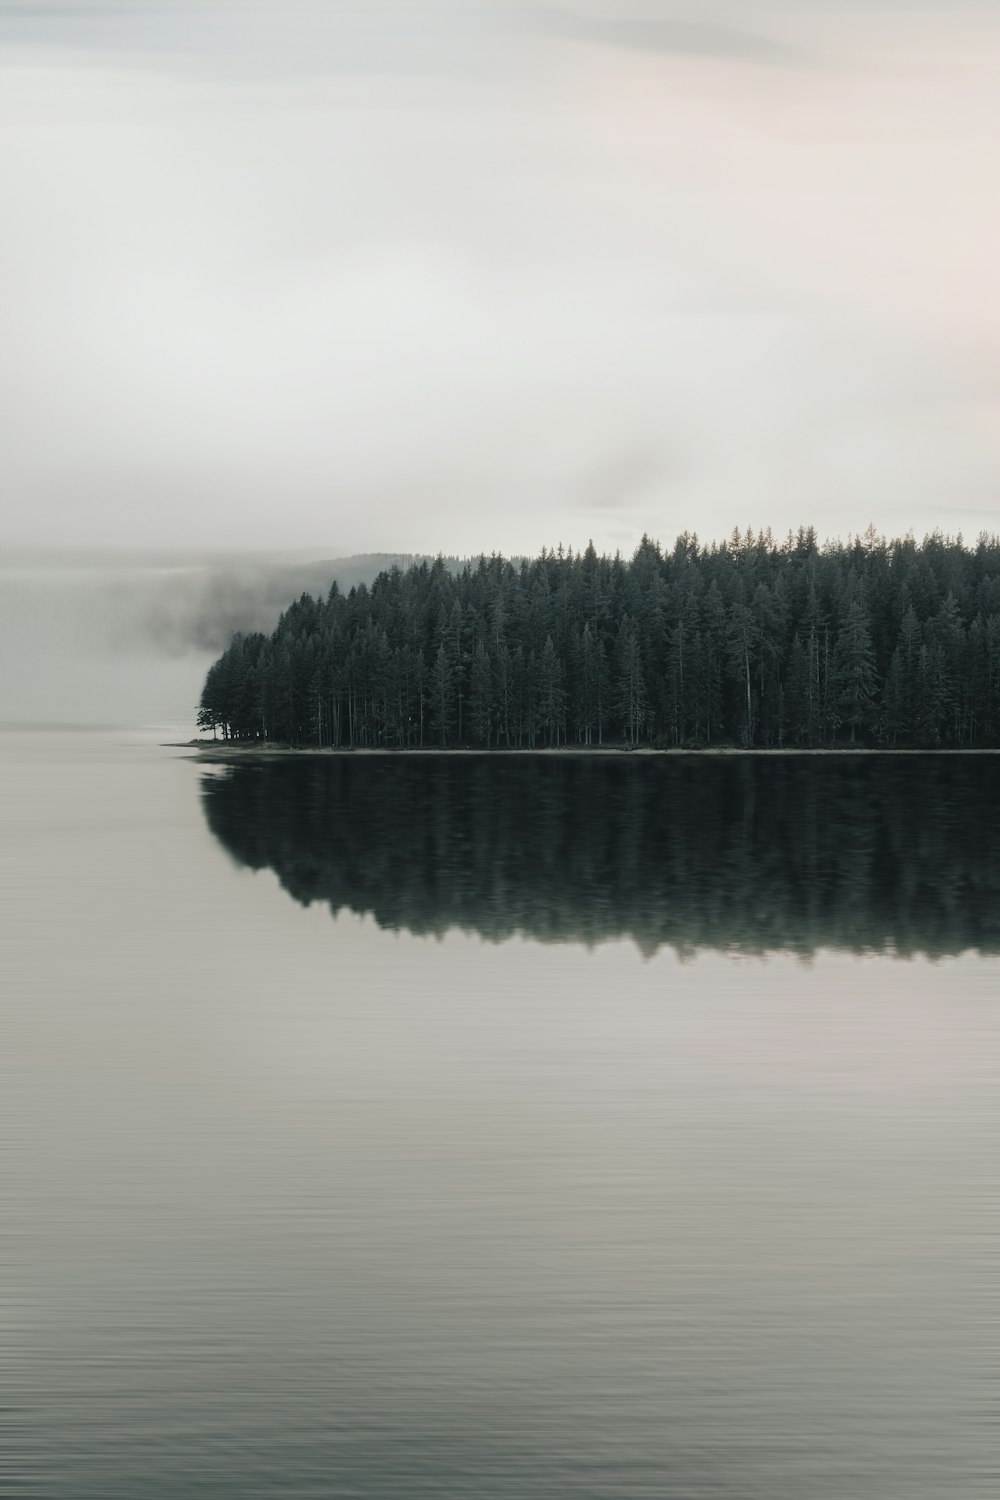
[2,730,997,1498]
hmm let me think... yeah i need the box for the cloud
[0,1,505,81]
[573,447,685,513]
[3,0,1000,562]
[526,5,800,65]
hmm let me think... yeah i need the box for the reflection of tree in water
[200,755,1000,958]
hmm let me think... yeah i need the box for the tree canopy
[198,527,1000,749]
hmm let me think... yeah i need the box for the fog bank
[0,551,440,726]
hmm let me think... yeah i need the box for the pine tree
[614,618,646,746]
[836,600,878,744]
[537,635,567,746]
[785,633,809,747]
[726,601,759,747]
[469,641,494,747]
[431,643,454,747]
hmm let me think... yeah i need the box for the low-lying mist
[0,550,444,727]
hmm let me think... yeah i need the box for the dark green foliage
[836,600,878,743]
[198,529,1000,747]
[201,754,1000,957]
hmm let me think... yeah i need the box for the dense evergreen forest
[201,756,1000,957]
[198,527,1000,748]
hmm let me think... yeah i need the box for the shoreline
[172,741,1000,759]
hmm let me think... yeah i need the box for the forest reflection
[200,754,1000,958]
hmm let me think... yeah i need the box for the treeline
[200,756,1000,957]
[198,527,1000,748]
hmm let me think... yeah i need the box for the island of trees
[197,527,1000,749]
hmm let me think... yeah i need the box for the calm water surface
[2,731,998,1498]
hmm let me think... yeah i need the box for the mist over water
[0,552,436,725]
[3,729,998,1497]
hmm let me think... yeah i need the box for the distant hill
[150,553,469,654]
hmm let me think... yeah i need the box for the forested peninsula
[197,528,1000,750]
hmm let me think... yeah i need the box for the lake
[3,730,998,1497]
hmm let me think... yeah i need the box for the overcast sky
[3,0,1000,559]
